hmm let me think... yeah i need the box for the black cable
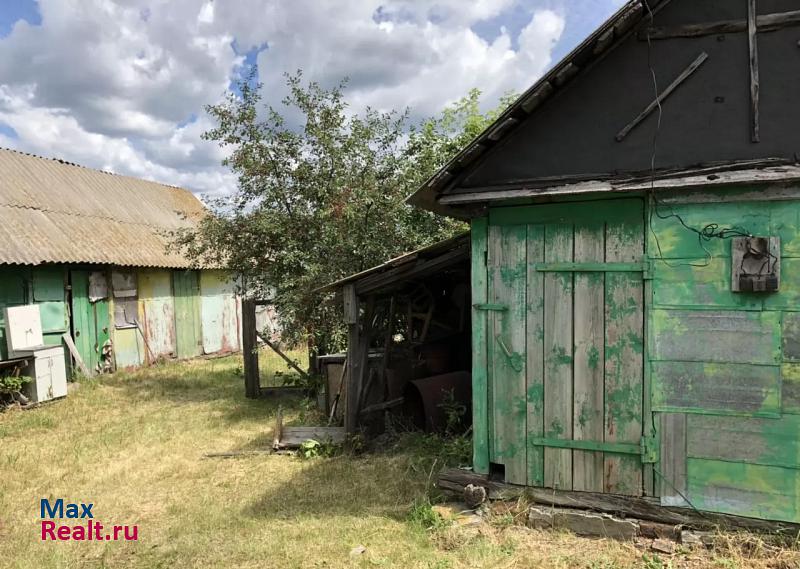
[641,0,752,269]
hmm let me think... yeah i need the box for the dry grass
[0,357,798,569]
[256,343,310,388]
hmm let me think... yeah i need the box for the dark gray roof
[407,0,670,216]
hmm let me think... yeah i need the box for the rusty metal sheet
[200,270,239,354]
[138,270,177,360]
[0,148,205,268]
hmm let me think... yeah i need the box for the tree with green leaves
[174,69,514,356]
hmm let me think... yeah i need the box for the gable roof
[406,0,701,218]
[0,147,206,268]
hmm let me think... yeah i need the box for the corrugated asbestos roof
[0,148,207,267]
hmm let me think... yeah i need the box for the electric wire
[641,0,753,269]
[641,1,709,518]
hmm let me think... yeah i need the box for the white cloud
[0,0,572,195]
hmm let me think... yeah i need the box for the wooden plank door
[70,270,110,374]
[484,199,645,496]
[173,270,202,359]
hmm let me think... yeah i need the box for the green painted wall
[648,189,800,523]
[173,270,202,359]
[475,200,646,496]
[0,265,240,373]
[0,266,29,360]
[471,188,800,523]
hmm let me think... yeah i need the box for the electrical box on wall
[732,237,780,293]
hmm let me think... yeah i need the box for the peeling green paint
[577,402,593,428]
[550,346,573,366]
[548,419,564,438]
[479,193,800,522]
[606,385,640,428]
[587,345,600,370]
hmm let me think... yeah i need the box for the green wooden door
[70,270,111,374]
[476,199,646,496]
[173,270,202,359]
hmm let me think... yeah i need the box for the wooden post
[343,284,361,434]
[241,299,260,399]
[748,0,761,143]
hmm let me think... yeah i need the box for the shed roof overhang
[319,233,470,297]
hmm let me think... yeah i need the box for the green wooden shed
[410,0,800,524]
[0,148,242,374]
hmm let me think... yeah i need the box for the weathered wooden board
[764,259,800,311]
[687,415,800,470]
[604,215,644,496]
[526,224,545,487]
[769,204,800,258]
[652,258,762,311]
[438,467,800,534]
[651,310,781,365]
[70,270,110,374]
[572,223,605,493]
[112,327,144,369]
[648,202,770,260]
[687,459,800,524]
[781,364,800,415]
[273,426,346,449]
[488,224,528,485]
[650,192,800,259]
[200,270,239,354]
[659,413,688,507]
[543,223,573,490]
[471,218,490,474]
[783,313,800,363]
[490,199,641,228]
[173,270,202,359]
[651,361,781,416]
[138,270,177,360]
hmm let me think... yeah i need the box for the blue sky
[0,0,626,195]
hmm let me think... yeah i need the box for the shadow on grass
[95,355,286,425]
[242,432,468,522]
[243,452,429,521]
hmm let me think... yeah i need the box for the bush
[0,375,32,395]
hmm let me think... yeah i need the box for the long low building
[0,147,241,374]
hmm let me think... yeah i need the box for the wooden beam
[259,334,309,379]
[62,333,90,377]
[344,285,361,434]
[342,283,359,325]
[438,162,800,206]
[639,9,800,40]
[437,468,800,535]
[615,52,709,142]
[359,397,404,416]
[241,299,260,399]
[748,0,761,143]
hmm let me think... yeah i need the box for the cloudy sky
[0,0,627,197]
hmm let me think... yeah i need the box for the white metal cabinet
[23,346,67,402]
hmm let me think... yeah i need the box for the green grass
[256,344,309,387]
[0,357,797,568]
